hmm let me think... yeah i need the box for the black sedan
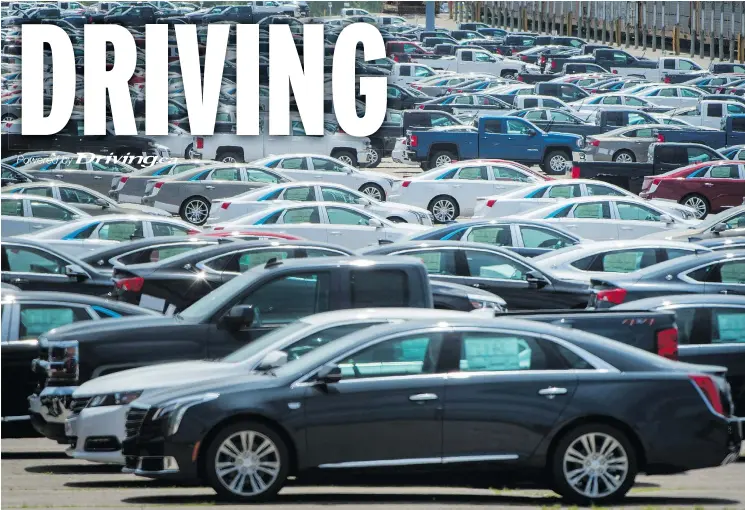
[614,294,745,414]
[386,84,433,111]
[2,291,157,435]
[589,250,745,309]
[1,238,115,295]
[361,241,591,310]
[113,240,354,312]
[122,318,741,505]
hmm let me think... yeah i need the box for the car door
[704,257,745,296]
[201,166,247,201]
[309,157,358,188]
[268,205,327,242]
[613,200,674,238]
[554,201,619,241]
[458,248,538,309]
[449,164,493,216]
[325,206,385,249]
[27,198,81,232]
[82,160,132,194]
[58,186,110,215]
[269,156,309,181]
[302,330,447,467]
[699,164,745,212]
[500,118,538,162]
[516,224,578,257]
[0,244,79,292]
[490,164,537,196]
[443,330,578,461]
[1,197,32,235]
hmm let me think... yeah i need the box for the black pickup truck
[573,142,727,194]
[27,256,502,441]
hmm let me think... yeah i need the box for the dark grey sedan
[109,160,211,205]
[589,249,745,309]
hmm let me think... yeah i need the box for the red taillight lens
[657,134,665,143]
[402,180,411,187]
[417,104,425,109]
[114,276,144,292]
[656,327,679,360]
[446,88,452,93]
[410,135,418,147]
[517,75,523,82]
[689,374,724,415]
[520,55,528,61]
[220,202,231,209]
[589,139,600,147]
[213,226,225,231]
[571,165,580,179]
[540,56,546,64]
[596,288,627,305]
[612,69,618,74]
[154,181,164,189]
[551,61,557,69]
[664,76,671,83]
[119,177,128,184]
[186,229,200,235]
[392,54,399,62]
[196,137,204,149]
[486,199,497,207]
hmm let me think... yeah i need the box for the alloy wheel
[562,432,629,500]
[184,199,209,224]
[214,430,281,497]
[435,154,452,167]
[614,153,634,163]
[549,154,568,173]
[222,156,237,163]
[361,185,383,201]
[432,199,456,222]
[368,148,380,166]
[684,196,708,218]
[337,154,354,165]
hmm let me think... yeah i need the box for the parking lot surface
[2,439,743,510]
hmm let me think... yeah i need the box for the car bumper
[189,150,202,160]
[357,149,374,164]
[28,386,77,442]
[65,405,127,465]
[141,197,179,214]
[392,148,416,165]
[572,151,586,162]
[122,436,199,482]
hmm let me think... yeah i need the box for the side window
[663,59,675,69]
[285,322,382,362]
[456,166,488,180]
[465,226,513,246]
[687,147,714,164]
[718,260,745,284]
[1,199,24,217]
[460,51,473,61]
[602,96,621,105]
[403,249,457,275]
[246,169,282,183]
[453,95,473,105]
[625,97,646,107]
[282,186,316,201]
[524,110,546,120]
[311,158,347,172]
[210,168,240,181]
[464,250,527,280]
[523,98,538,108]
[724,212,745,230]
[387,86,402,98]
[708,165,739,179]
[681,88,701,97]
[278,157,307,170]
[320,187,358,204]
[59,188,99,204]
[350,269,409,307]
[585,183,625,196]
[326,207,372,226]
[151,222,190,237]
[707,103,723,117]
[543,99,562,108]
[235,249,292,273]
[657,87,678,97]
[596,249,657,272]
[29,201,75,221]
[242,273,330,325]
[459,332,563,372]
[572,202,611,219]
[18,305,90,340]
[281,207,320,224]
[24,187,54,198]
[398,66,411,76]
[506,119,530,135]
[336,332,443,379]
[711,308,745,344]
[547,184,581,198]
[290,121,306,136]
[483,119,501,133]
[97,221,144,241]
[520,226,575,250]
[616,202,662,221]
[3,245,68,274]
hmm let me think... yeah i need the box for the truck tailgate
[572,161,655,194]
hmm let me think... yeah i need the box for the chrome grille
[125,406,149,438]
[70,397,91,416]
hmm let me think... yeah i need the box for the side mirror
[315,363,342,385]
[95,198,110,208]
[526,271,549,289]
[660,214,674,224]
[527,129,537,136]
[255,350,288,372]
[355,197,372,206]
[65,264,88,279]
[221,305,255,330]
[712,222,727,234]
[368,218,383,228]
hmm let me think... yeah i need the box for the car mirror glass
[255,350,288,372]
[315,363,342,384]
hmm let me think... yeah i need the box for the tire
[387,216,407,223]
[501,71,517,80]
[612,150,636,163]
[680,193,710,219]
[183,143,193,159]
[218,151,243,163]
[542,150,571,175]
[204,421,289,503]
[1,114,17,122]
[180,196,210,225]
[359,183,385,201]
[428,195,459,223]
[332,150,357,167]
[365,145,382,168]
[551,423,637,506]
[429,150,456,169]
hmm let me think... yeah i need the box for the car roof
[360,240,522,257]
[297,307,473,326]
[0,290,160,313]
[613,293,745,310]
[534,240,711,264]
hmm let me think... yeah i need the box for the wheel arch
[543,145,573,158]
[428,143,460,160]
[197,412,300,480]
[215,146,245,161]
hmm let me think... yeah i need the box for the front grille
[70,397,91,416]
[84,436,121,452]
[125,406,149,438]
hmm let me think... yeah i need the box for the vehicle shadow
[25,463,124,475]
[1,451,68,460]
[66,479,194,489]
[122,492,741,507]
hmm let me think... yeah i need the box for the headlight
[467,294,505,312]
[87,391,143,408]
[576,138,585,149]
[151,393,220,436]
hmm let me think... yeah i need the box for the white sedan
[572,93,659,118]
[1,193,89,237]
[516,196,698,241]
[16,215,200,256]
[637,85,705,108]
[209,202,429,249]
[473,179,698,220]
[252,154,401,202]
[389,160,549,222]
[207,182,434,226]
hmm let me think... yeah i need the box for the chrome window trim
[197,245,348,275]
[318,454,519,469]
[2,242,79,276]
[679,256,745,285]
[109,241,214,267]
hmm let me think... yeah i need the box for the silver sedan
[583,125,668,163]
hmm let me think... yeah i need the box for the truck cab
[388,63,438,87]
[428,48,527,79]
[666,100,745,129]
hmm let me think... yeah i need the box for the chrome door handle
[9,278,29,284]
[409,393,438,402]
[704,183,714,187]
[453,184,461,188]
[538,387,567,399]
[54,174,64,178]
[620,226,633,230]
[93,176,102,179]
[31,224,44,229]
[471,283,482,288]
[720,290,729,294]
[329,231,341,235]
[205,185,215,190]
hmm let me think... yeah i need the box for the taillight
[689,374,724,415]
[213,226,225,231]
[664,76,671,83]
[392,54,399,62]
[657,134,665,143]
[540,55,547,64]
[119,177,128,184]
[402,180,411,187]
[410,135,418,147]
[520,55,528,61]
[571,165,580,179]
[612,69,618,74]
[114,276,144,292]
[595,288,627,305]
[517,75,523,82]
[486,199,497,207]
[186,229,200,235]
[551,61,557,69]
[196,137,204,149]
[446,88,452,93]
[589,139,600,147]
[417,104,425,109]
[154,181,164,189]
[648,178,662,193]
[220,202,231,209]
[656,327,678,360]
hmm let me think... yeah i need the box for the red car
[639,161,745,218]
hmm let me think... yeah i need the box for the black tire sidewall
[550,423,638,505]
[430,151,455,169]
[180,197,210,225]
[428,195,459,222]
[681,194,709,217]
[360,183,386,201]
[613,150,636,163]
[204,421,290,502]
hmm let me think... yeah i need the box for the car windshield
[698,208,745,230]
[222,320,310,363]
[177,268,264,322]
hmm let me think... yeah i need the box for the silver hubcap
[549,154,568,172]
[222,156,237,163]
[563,432,629,499]
[435,155,452,167]
[215,430,280,497]
[432,199,456,221]
[615,153,633,163]
[361,186,383,201]
[684,196,707,218]
[184,200,208,223]
[337,155,354,165]
[369,149,380,165]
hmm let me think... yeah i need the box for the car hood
[391,223,431,233]
[43,315,180,342]
[116,203,171,216]
[358,169,401,182]
[73,360,244,397]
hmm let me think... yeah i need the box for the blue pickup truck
[405,116,584,174]
[655,114,745,149]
